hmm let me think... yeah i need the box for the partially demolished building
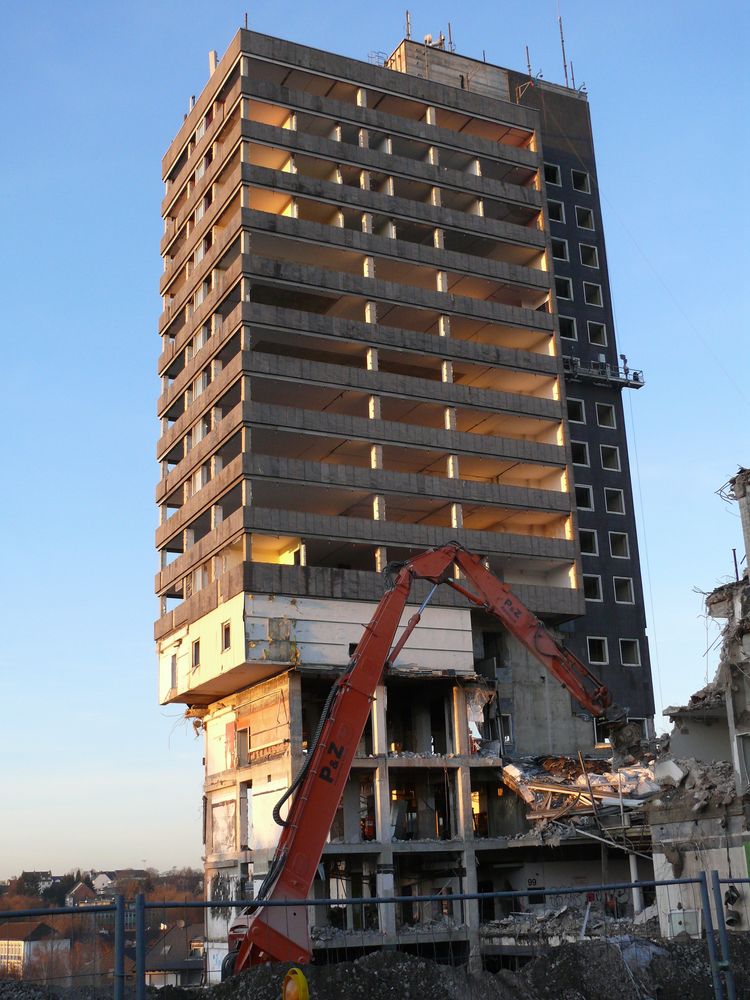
[155,27,655,972]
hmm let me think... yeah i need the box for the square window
[579,244,599,268]
[596,403,616,428]
[575,206,594,230]
[221,621,231,651]
[555,276,573,300]
[588,321,607,346]
[192,639,201,669]
[600,445,621,471]
[548,199,565,223]
[551,237,568,260]
[580,529,598,555]
[571,169,591,193]
[609,532,630,558]
[559,316,577,340]
[620,639,641,666]
[613,577,635,603]
[605,488,625,514]
[544,162,561,185]
[583,575,602,601]
[583,282,603,307]
[575,485,594,510]
[587,636,608,665]
[567,398,585,423]
[571,441,589,466]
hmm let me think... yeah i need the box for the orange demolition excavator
[222,542,629,976]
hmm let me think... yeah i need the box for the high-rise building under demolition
[155,28,654,972]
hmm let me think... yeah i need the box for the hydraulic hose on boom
[224,542,628,975]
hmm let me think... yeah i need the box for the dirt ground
[2,935,750,1000]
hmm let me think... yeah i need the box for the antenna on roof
[244,11,248,28]
[526,45,532,77]
[558,14,570,87]
[570,60,576,89]
[405,9,412,40]
[447,22,456,53]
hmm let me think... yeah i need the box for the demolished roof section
[502,755,659,822]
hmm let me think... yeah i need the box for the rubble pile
[502,755,659,822]
[654,756,737,812]
[481,903,659,946]
[6,938,750,1000]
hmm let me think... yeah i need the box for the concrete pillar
[462,843,482,971]
[356,87,367,108]
[372,684,388,755]
[452,687,470,754]
[450,503,463,529]
[430,186,441,208]
[424,107,437,126]
[368,396,381,420]
[373,495,386,521]
[359,170,370,192]
[436,270,448,293]
[374,547,387,573]
[358,127,369,149]
[370,444,383,470]
[629,853,644,915]
[361,212,373,234]
[433,228,444,250]
[343,779,361,842]
[387,219,397,239]
[366,348,378,371]
[444,407,457,431]
[363,256,376,279]
[438,315,451,338]
[427,145,439,166]
[376,857,397,935]
[365,300,377,324]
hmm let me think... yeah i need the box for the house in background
[144,922,205,988]
[91,873,114,895]
[0,921,70,981]
[65,882,97,908]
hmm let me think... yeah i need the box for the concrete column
[430,186,441,208]
[471,158,482,176]
[240,230,251,254]
[387,219,397,239]
[373,495,386,520]
[462,842,482,971]
[450,503,463,529]
[368,396,381,420]
[374,547,387,573]
[343,779,361,842]
[441,360,453,384]
[433,228,444,250]
[361,212,373,234]
[629,853,644,915]
[332,122,342,142]
[452,687,470,755]
[358,127,368,149]
[365,300,377,324]
[424,107,437,126]
[366,348,378,371]
[372,684,388,754]
[363,256,376,279]
[444,407,457,431]
[359,170,370,191]
[241,478,252,507]
[376,857,397,935]
[356,87,367,108]
[438,315,451,338]
[370,444,383,470]
[427,145,439,166]
[436,270,449,293]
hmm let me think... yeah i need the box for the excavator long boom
[228,543,626,973]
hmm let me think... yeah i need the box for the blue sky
[0,1,747,879]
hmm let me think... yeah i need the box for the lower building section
[166,591,642,969]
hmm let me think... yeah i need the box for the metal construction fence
[0,871,742,999]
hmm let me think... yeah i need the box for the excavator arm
[227,542,626,973]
